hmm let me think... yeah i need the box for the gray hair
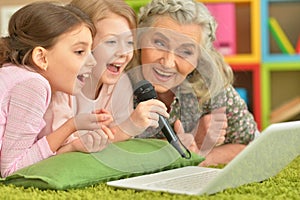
[136,0,233,102]
[138,0,217,51]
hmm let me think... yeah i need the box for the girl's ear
[32,46,48,71]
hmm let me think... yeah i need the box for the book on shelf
[270,96,300,123]
[296,36,300,54]
[268,17,295,55]
[205,3,236,56]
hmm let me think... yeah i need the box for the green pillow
[0,139,204,190]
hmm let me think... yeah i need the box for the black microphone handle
[133,80,190,158]
[158,115,187,158]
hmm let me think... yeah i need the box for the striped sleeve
[1,78,54,177]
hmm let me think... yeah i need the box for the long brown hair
[0,1,95,71]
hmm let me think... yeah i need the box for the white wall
[0,0,69,36]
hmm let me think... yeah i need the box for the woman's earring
[43,65,48,71]
[187,72,193,79]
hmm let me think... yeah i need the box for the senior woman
[127,0,259,166]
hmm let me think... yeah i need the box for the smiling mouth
[77,73,90,83]
[153,67,175,79]
[107,63,122,73]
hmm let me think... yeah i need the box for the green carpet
[1,156,299,200]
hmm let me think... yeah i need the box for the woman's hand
[195,107,227,156]
[125,99,169,135]
[198,143,246,167]
[174,119,199,153]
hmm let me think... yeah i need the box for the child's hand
[74,125,114,153]
[130,99,169,131]
[74,110,112,130]
[92,108,113,126]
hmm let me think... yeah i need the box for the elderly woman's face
[139,16,202,93]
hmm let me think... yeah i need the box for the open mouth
[77,73,90,83]
[153,67,175,80]
[107,63,122,73]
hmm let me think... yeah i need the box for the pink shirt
[74,73,134,127]
[42,72,134,141]
[39,91,76,145]
[0,65,54,178]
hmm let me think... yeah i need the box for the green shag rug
[1,156,299,200]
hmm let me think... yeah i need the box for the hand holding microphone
[133,80,191,159]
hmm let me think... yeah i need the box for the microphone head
[133,80,157,102]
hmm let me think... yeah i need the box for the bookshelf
[261,62,300,128]
[261,0,300,62]
[231,63,261,129]
[201,0,261,64]
[201,0,300,129]
[270,96,300,124]
[261,0,300,128]
[201,0,261,130]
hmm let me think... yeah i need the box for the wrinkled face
[92,13,134,85]
[44,25,95,94]
[140,16,202,93]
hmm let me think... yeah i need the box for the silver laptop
[107,121,300,195]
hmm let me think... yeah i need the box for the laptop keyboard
[145,169,220,191]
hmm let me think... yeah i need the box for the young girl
[61,0,169,141]
[0,2,113,178]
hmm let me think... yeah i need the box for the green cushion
[0,139,204,190]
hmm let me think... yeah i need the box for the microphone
[133,80,191,159]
